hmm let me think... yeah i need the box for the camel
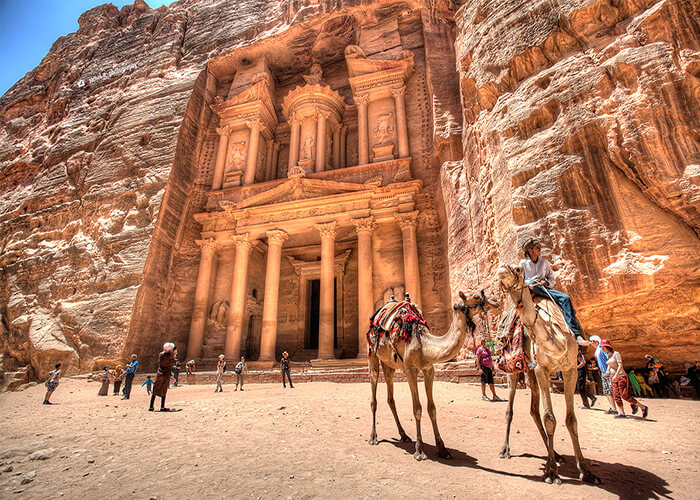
[368,290,499,461]
[495,263,599,484]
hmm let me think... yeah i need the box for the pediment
[222,177,375,211]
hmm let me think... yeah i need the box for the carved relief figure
[226,142,247,171]
[209,300,229,325]
[303,63,324,85]
[374,112,395,145]
[303,135,315,160]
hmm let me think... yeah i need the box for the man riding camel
[520,237,589,346]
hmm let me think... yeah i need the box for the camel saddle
[366,299,429,356]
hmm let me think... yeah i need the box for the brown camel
[495,263,599,484]
[368,290,499,460]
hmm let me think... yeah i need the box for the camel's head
[495,263,523,290]
[453,290,500,314]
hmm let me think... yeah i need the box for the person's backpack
[234,363,242,374]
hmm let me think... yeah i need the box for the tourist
[112,365,125,395]
[234,356,247,391]
[648,368,662,397]
[520,238,588,346]
[142,375,153,395]
[645,354,670,397]
[281,351,294,388]
[686,361,700,399]
[589,335,617,414]
[628,368,642,397]
[150,343,176,412]
[634,370,653,398]
[601,340,648,419]
[215,354,226,393]
[98,365,111,396]
[576,347,596,409]
[122,354,138,400]
[587,356,603,395]
[186,359,196,375]
[172,358,182,387]
[43,363,62,405]
[476,338,501,401]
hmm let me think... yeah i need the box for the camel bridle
[453,290,488,332]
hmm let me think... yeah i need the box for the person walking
[142,375,153,395]
[576,347,596,409]
[150,343,176,412]
[112,365,125,395]
[476,338,501,401]
[234,356,247,391]
[590,335,617,414]
[215,355,226,393]
[122,354,138,400]
[43,363,62,405]
[281,351,294,388]
[601,340,649,419]
[98,365,111,396]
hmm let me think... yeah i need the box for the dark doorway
[307,278,338,350]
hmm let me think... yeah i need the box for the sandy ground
[1,378,698,499]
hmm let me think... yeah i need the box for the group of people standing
[214,354,248,392]
[97,354,139,399]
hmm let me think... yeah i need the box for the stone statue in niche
[227,142,247,171]
[209,300,229,325]
[303,63,324,85]
[303,135,315,160]
[374,112,395,145]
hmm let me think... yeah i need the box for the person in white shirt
[520,237,588,346]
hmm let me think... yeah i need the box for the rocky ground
[1,379,698,499]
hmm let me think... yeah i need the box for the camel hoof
[581,471,601,485]
[368,436,379,446]
[499,446,511,459]
[414,451,428,461]
[544,477,552,485]
[438,449,452,460]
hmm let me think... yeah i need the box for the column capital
[266,229,288,245]
[215,126,232,137]
[317,109,331,120]
[196,238,219,254]
[290,113,305,125]
[352,216,375,235]
[390,86,407,98]
[394,211,419,230]
[246,118,265,132]
[272,141,281,151]
[233,233,255,250]
[315,221,338,239]
[354,94,370,106]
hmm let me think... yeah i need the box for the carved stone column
[288,114,301,168]
[187,239,218,359]
[391,86,410,158]
[394,211,422,309]
[332,125,341,169]
[264,140,274,181]
[244,119,263,185]
[340,125,347,169]
[271,142,280,180]
[212,127,230,190]
[315,222,338,359]
[356,94,369,165]
[224,234,254,360]
[259,230,288,361]
[352,217,375,356]
[315,111,329,172]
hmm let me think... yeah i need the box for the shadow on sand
[379,439,672,499]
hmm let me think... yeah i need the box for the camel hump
[533,296,572,335]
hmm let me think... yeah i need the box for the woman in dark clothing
[149,343,176,412]
[577,348,596,409]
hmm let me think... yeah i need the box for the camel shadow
[380,440,671,499]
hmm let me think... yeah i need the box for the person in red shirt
[476,338,502,401]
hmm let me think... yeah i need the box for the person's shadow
[379,439,672,499]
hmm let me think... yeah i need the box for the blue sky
[0,0,176,97]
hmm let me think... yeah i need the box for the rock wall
[449,0,699,370]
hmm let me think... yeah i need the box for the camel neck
[419,309,468,363]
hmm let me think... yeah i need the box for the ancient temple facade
[184,37,450,366]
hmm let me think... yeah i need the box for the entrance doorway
[307,278,337,350]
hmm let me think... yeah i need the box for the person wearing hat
[520,237,588,346]
[280,351,294,388]
[589,335,617,413]
[98,365,111,396]
[150,342,176,411]
[600,340,649,419]
[215,354,226,393]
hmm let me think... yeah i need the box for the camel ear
[458,291,467,301]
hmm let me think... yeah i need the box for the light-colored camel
[368,290,499,461]
[495,263,599,484]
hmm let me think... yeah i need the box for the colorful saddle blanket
[366,300,429,354]
[496,306,527,373]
